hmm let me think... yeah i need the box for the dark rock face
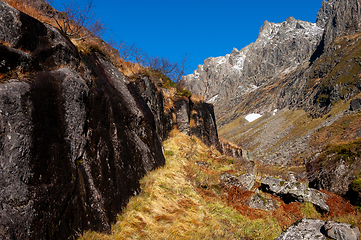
[132,76,173,141]
[276,219,360,240]
[173,96,221,150]
[0,1,79,72]
[261,177,329,212]
[0,65,166,239]
[174,97,191,135]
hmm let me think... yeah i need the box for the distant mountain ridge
[180,0,361,121]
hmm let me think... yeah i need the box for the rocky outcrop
[306,142,361,207]
[132,76,173,141]
[0,1,235,239]
[261,177,329,212]
[0,61,166,239]
[219,140,249,159]
[276,218,360,240]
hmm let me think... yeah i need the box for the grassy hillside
[79,130,360,240]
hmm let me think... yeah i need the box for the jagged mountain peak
[257,17,323,44]
[181,16,323,117]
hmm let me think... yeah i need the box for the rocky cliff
[0,1,243,239]
[181,16,324,117]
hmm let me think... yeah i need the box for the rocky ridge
[181,0,361,120]
[181,16,324,117]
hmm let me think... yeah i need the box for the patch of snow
[193,71,200,80]
[207,94,218,103]
[214,56,226,65]
[245,113,262,122]
[273,109,278,115]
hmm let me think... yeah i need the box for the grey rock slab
[276,219,327,240]
[261,177,329,212]
[276,219,361,240]
[238,173,255,191]
[220,172,255,191]
[246,193,277,211]
[324,221,360,240]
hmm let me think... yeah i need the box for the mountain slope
[181,0,361,208]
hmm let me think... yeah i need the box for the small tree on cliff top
[51,0,104,39]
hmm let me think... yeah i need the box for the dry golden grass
[79,130,284,239]
[79,130,361,240]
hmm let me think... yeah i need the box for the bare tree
[51,0,104,39]
[176,53,190,82]
[148,56,178,75]
[110,38,190,82]
[148,53,190,82]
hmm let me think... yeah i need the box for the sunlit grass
[79,130,361,239]
[79,130,283,239]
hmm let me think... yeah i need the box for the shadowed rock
[350,98,361,111]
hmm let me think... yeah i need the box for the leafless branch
[50,0,104,39]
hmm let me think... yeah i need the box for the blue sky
[50,0,324,75]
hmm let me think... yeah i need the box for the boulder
[350,99,361,111]
[220,172,255,191]
[276,219,327,240]
[238,173,255,191]
[276,219,361,240]
[324,221,360,240]
[246,193,278,211]
[261,177,329,212]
